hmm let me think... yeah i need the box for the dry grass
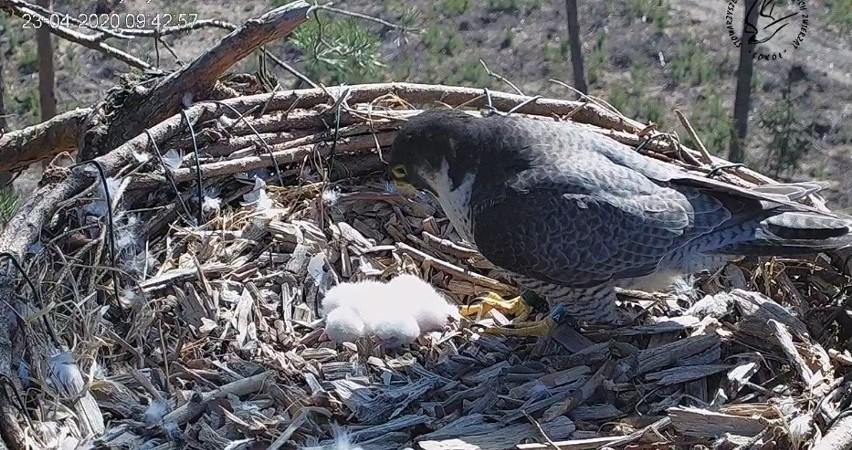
[6,79,852,450]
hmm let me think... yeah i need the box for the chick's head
[324,305,367,344]
[372,315,420,349]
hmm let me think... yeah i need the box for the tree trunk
[729,0,758,163]
[36,0,57,121]
[564,0,588,94]
[0,25,11,187]
[0,25,8,133]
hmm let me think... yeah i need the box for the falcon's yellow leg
[458,292,533,322]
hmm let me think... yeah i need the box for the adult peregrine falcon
[387,108,852,334]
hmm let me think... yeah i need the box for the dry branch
[79,0,311,161]
[0,108,90,172]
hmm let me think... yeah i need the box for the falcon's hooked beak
[388,164,431,197]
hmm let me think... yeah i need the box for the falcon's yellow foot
[481,316,556,336]
[458,292,533,322]
[480,304,570,337]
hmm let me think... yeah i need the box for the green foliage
[825,0,852,33]
[0,188,18,229]
[757,86,812,177]
[445,60,490,87]
[668,38,717,86]
[586,30,608,88]
[604,62,666,126]
[18,41,38,75]
[689,95,733,155]
[487,0,542,14]
[612,0,670,29]
[442,0,472,15]
[289,14,385,85]
[423,24,463,57]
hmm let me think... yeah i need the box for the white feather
[300,423,364,450]
[142,399,169,426]
[162,149,183,171]
[48,351,81,388]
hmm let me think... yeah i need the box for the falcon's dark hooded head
[387,108,488,240]
[387,109,486,196]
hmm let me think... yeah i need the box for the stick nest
[7,80,852,450]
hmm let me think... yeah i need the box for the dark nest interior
[0,78,850,450]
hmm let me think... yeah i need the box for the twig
[69,161,122,311]
[816,405,852,449]
[316,4,418,31]
[0,253,58,345]
[479,59,524,95]
[543,359,616,421]
[522,410,560,450]
[144,129,193,222]
[211,101,285,186]
[179,110,204,227]
[161,371,271,425]
[80,0,312,160]
[675,109,713,165]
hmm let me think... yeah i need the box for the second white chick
[387,274,460,332]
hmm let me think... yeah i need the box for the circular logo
[724,0,809,60]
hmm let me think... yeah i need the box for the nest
[1,80,851,450]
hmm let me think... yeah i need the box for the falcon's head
[387,109,485,240]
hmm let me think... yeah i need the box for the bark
[729,0,758,163]
[564,0,588,94]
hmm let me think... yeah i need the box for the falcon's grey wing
[469,116,852,288]
[470,158,733,287]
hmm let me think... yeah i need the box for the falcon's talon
[480,316,557,337]
[459,292,533,322]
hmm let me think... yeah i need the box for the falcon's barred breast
[387,108,852,324]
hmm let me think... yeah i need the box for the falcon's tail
[713,193,852,256]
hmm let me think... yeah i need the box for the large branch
[79,0,311,161]
[0,108,90,172]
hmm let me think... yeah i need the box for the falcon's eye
[391,165,407,179]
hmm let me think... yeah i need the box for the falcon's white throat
[429,160,476,243]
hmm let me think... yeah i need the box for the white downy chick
[320,280,386,317]
[387,274,460,332]
[324,305,367,344]
[368,309,421,348]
